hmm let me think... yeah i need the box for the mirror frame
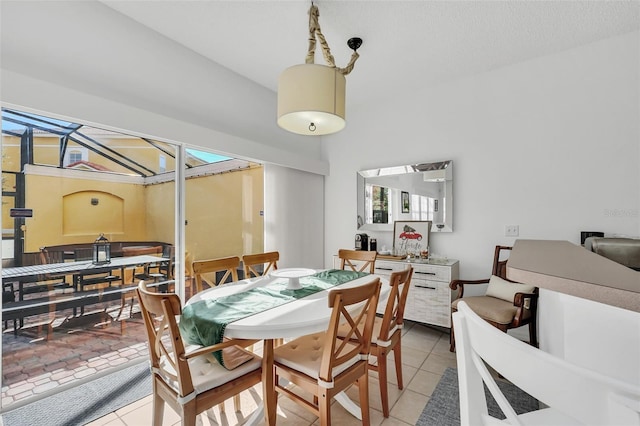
[357,160,453,232]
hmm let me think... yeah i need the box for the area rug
[416,367,540,426]
[2,362,152,426]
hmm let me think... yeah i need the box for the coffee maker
[355,233,369,251]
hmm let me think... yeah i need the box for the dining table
[182,268,390,425]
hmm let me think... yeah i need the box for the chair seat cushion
[452,296,531,325]
[485,275,536,303]
[274,332,361,383]
[159,344,261,396]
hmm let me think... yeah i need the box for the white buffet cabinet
[333,256,459,328]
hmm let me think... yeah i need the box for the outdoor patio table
[2,254,167,300]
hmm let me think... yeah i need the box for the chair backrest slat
[338,249,377,273]
[242,251,279,278]
[378,267,413,341]
[491,245,512,279]
[192,256,240,293]
[136,281,194,397]
[319,277,381,383]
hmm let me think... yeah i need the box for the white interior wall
[323,31,640,293]
[263,164,325,269]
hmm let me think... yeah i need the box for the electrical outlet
[505,225,519,237]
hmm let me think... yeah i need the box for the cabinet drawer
[412,265,451,282]
[374,260,407,276]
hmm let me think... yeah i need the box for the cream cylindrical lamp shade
[277,64,346,136]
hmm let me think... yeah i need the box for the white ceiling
[101,0,640,107]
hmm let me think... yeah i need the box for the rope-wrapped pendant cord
[305,4,359,75]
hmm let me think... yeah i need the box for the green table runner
[179,269,368,368]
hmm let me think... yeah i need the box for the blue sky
[186,149,230,163]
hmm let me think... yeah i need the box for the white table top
[186,273,389,340]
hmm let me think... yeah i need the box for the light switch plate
[505,225,519,237]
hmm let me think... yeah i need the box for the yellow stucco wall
[24,174,147,251]
[145,166,264,262]
[21,166,264,258]
[145,181,175,246]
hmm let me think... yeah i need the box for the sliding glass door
[183,147,264,296]
[0,108,266,411]
[0,109,178,409]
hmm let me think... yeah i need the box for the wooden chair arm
[449,278,490,299]
[512,292,538,327]
[513,292,538,307]
[181,338,260,361]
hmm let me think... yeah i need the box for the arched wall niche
[63,191,124,236]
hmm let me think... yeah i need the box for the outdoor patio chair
[116,246,168,333]
[73,248,121,292]
[122,245,166,284]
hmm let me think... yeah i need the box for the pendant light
[277,3,362,136]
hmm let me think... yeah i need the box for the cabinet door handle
[375,267,393,271]
[415,284,437,290]
[415,271,436,276]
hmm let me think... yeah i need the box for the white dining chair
[453,301,640,426]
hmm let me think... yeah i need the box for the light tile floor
[86,321,456,425]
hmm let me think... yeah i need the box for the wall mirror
[357,160,453,232]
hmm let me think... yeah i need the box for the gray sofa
[585,237,640,271]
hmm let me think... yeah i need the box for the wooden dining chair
[273,277,381,425]
[239,252,284,347]
[136,281,262,425]
[338,249,377,273]
[242,251,279,278]
[192,256,240,294]
[191,256,243,412]
[337,266,414,417]
[192,255,263,407]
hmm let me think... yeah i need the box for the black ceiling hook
[347,37,363,51]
